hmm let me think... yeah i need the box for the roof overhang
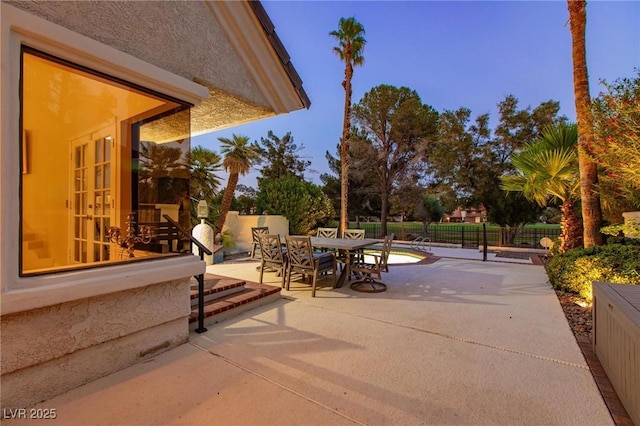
[194,1,310,135]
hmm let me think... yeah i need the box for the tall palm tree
[330,17,366,234]
[214,134,259,234]
[567,0,603,247]
[501,123,582,252]
[189,146,222,202]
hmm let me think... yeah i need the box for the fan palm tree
[214,134,260,234]
[189,146,222,202]
[501,123,582,252]
[330,17,366,234]
[567,0,603,247]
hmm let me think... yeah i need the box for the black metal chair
[257,234,287,288]
[285,236,336,297]
[350,233,394,293]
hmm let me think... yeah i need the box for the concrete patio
[5,256,612,425]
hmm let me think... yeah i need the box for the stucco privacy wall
[1,278,191,408]
[223,212,289,254]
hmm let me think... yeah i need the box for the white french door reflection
[70,123,116,264]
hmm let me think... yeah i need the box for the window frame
[19,46,192,277]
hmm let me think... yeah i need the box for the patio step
[189,274,281,330]
[189,274,247,306]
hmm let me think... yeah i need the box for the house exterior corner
[0,0,307,407]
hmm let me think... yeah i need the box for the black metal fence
[353,222,561,249]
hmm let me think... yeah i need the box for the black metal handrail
[162,214,212,333]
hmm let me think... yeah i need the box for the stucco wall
[1,277,191,408]
[622,211,640,238]
[4,1,267,108]
[222,212,289,254]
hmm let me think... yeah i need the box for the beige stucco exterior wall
[5,1,265,107]
[622,211,640,238]
[2,0,306,133]
[1,277,191,408]
[222,212,289,254]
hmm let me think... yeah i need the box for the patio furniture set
[250,227,394,296]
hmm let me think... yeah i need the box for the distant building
[444,206,487,223]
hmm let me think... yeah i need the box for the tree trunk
[380,186,388,238]
[559,198,583,252]
[215,172,239,235]
[568,0,603,247]
[340,61,353,235]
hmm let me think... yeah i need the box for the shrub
[256,176,335,235]
[546,244,640,301]
[605,235,640,246]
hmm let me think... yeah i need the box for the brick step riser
[188,291,281,331]
[190,285,247,306]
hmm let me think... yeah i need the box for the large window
[20,48,191,275]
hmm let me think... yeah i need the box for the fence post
[461,226,465,248]
[483,223,488,261]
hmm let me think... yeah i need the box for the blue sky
[194,1,640,188]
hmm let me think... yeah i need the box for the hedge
[546,242,640,301]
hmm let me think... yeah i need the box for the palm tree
[138,142,186,204]
[501,123,582,252]
[567,0,603,247]
[214,134,260,234]
[190,146,222,202]
[330,17,366,234]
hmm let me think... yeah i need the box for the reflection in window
[20,47,191,275]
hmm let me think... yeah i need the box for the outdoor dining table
[309,236,379,288]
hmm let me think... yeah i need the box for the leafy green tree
[427,95,564,232]
[330,17,366,235]
[254,131,311,180]
[591,73,640,220]
[351,84,438,236]
[501,123,582,252]
[257,176,335,235]
[389,178,426,221]
[323,141,380,222]
[320,148,342,215]
[215,134,260,234]
[234,184,258,215]
[428,107,490,205]
[568,0,603,247]
[417,194,445,226]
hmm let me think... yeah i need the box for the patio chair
[316,227,338,254]
[285,236,336,297]
[257,234,287,288]
[342,229,365,240]
[340,228,366,272]
[316,227,338,238]
[350,233,394,293]
[250,227,269,260]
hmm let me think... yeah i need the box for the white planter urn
[192,219,214,265]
